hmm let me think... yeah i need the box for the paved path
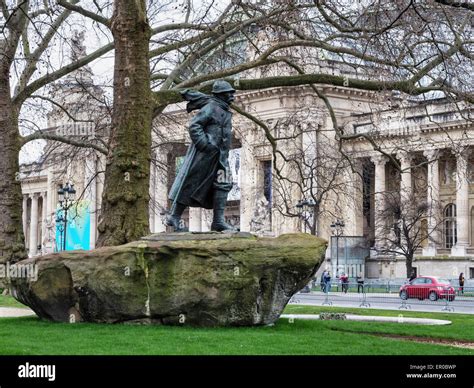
[0,307,36,318]
[280,314,452,325]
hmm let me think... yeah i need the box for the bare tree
[373,187,444,278]
[146,0,473,245]
[38,0,474,247]
[241,107,361,236]
[2,0,473,258]
[0,1,120,264]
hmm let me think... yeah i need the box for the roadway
[289,291,474,314]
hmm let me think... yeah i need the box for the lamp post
[296,200,305,233]
[56,183,76,251]
[330,219,345,277]
[296,198,318,235]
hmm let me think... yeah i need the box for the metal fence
[330,236,369,278]
[291,280,474,313]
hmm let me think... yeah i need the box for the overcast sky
[18,0,229,165]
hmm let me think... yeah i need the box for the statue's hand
[200,134,219,153]
[194,132,219,153]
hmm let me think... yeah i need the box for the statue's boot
[211,190,236,232]
[166,203,187,232]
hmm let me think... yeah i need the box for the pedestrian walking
[356,272,364,293]
[340,273,349,293]
[323,270,331,294]
[459,272,465,295]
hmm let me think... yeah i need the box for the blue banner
[55,201,91,251]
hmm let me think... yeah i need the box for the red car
[399,276,456,301]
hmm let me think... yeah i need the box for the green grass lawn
[285,305,474,341]
[0,294,27,308]
[0,296,472,355]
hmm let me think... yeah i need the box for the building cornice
[237,84,378,101]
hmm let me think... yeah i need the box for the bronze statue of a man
[166,80,237,232]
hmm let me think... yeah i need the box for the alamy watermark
[55,122,95,138]
[0,262,38,282]
[18,362,55,382]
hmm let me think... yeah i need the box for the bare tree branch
[21,131,108,154]
[434,0,474,11]
[13,41,114,105]
[57,0,110,26]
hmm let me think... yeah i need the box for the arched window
[444,204,457,248]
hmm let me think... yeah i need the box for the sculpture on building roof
[71,30,87,62]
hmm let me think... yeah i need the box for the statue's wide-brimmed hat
[212,80,236,94]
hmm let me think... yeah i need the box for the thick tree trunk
[96,0,152,246]
[0,64,27,269]
[405,255,414,278]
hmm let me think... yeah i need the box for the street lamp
[296,200,305,232]
[296,198,318,234]
[330,219,345,277]
[56,182,76,251]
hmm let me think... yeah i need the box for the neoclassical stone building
[20,56,474,280]
[20,37,107,257]
[344,98,474,278]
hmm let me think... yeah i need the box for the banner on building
[55,201,91,251]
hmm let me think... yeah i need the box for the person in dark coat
[356,272,364,293]
[340,273,349,293]
[323,270,331,293]
[166,80,236,232]
[459,272,465,295]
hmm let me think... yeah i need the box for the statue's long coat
[169,93,233,209]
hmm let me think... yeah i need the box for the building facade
[20,56,474,280]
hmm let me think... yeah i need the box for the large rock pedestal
[11,232,326,326]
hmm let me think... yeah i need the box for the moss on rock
[11,233,326,327]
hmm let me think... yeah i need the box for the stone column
[347,158,364,236]
[96,154,106,229]
[46,167,55,221]
[201,209,213,231]
[423,149,440,256]
[22,195,28,236]
[41,192,47,253]
[149,154,156,233]
[452,148,470,256]
[397,150,412,201]
[29,193,39,257]
[239,127,257,232]
[189,208,202,232]
[152,150,168,233]
[371,155,388,251]
[397,151,413,252]
[85,156,97,249]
